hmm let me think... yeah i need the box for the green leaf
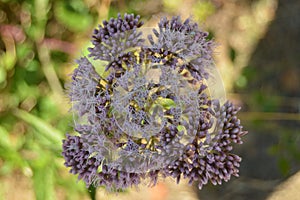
[0,126,12,148]
[0,126,29,174]
[87,56,108,77]
[32,153,55,200]
[54,1,93,32]
[193,1,215,21]
[229,46,237,63]
[0,66,6,85]
[12,109,63,147]
[278,157,290,176]
[156,97,176,109]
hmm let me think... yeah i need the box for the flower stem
[88,185,96,200]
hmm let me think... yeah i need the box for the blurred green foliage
[0,0,96,199]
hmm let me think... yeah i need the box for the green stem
[88,185,96,200]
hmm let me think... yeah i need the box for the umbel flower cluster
[62,13,247,191]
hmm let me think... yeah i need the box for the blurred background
[0,0,299,199]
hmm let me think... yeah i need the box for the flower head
[62,13,247,191]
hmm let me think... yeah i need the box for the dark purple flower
[62,134,101,185]
[163,101,247,189]
[62,13,247,191]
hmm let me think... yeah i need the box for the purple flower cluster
[62,13,247,191]
[164,101,247,189]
